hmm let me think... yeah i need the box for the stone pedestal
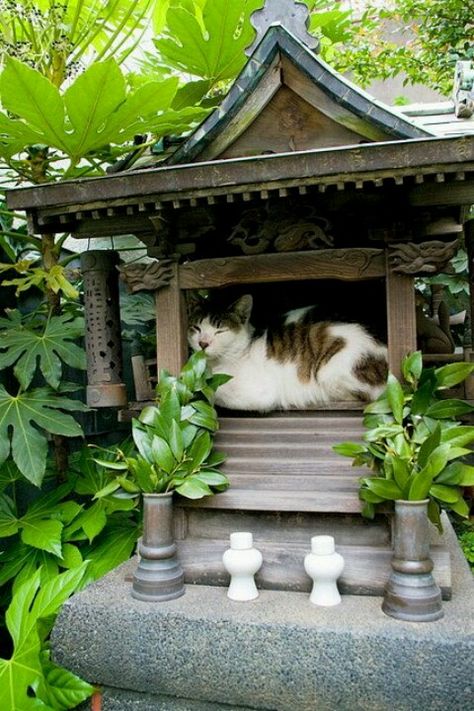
[54,518,474,711]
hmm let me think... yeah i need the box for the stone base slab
[55,521,473,711]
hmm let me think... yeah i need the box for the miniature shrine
[7,2,474,599]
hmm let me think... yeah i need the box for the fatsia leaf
[40,649,94,710]
[0,313,86,389]
[155,0,261,83]
[0,385,85,485]
[0,565,88,711]
[0,57,66,150]
[63,59,126,158]
[83,523,139,582]
[0,493,19,537]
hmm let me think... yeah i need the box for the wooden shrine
[8,5,474,597]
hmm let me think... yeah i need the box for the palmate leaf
[0,57,204,165]
[155,0,261,83]
[0,313,86,389]
[0,565,90,711]
[0,57,67,150]
[0,385,86,486]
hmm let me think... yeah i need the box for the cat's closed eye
[190,325,201,333]
[215,328,228,335]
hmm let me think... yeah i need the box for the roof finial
[246,0,319,56]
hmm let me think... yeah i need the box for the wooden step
[178,508,391,547]
[176,538,451,598]
[220,456,364,476]
[179,488,362,512]
[221,474,359,490]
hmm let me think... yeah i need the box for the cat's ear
[187,291,205,319]
[232,294,253,323]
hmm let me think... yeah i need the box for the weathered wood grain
[179,489,362,512]
[179,248,385,289]
[176,538,451,597]
[155,261,187,375]
[385,254,417,377]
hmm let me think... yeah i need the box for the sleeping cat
[188,294,388,411]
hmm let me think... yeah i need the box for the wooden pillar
[155,261,188,376]
[385,252,417,378]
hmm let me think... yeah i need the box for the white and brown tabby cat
[188,294,388,411]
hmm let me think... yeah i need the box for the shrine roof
[7,133,474,236]
[167,25,432,165]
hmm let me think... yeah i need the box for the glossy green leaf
[425,399,474,419]
[332,442,367,457]
[401,350,423,385]
[0,493,19,537]
[151,435,176,474]
[410,379,436,416]
[429,484,462,503]
[20,516,63,557]
[188,400,218,430]
[385,373,405,424]
[363,397,392,415]
[189,430,212,469]
[0,565,89,711]
[359,487,385,503]
[417,423,441,469]
[448,497,470,518]
[40,649,94,710]
[0,313,86,389]
[440,425,474,448]
[175,476,212,499]
[64,59,126,156]
[132,421,153,460]
[0,385,85,485]
[155,0,261,83]
[0,57,66,149]
[365,478,403,500]
[195,470,228,486]
[435,362,474,388]
[392,458,410,491]
[84,523,139,582]
[169,419,184,461]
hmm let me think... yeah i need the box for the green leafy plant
[0,564,94,710]
[456,521,474,571]
[334,352,474,530]
[95,351,231,500]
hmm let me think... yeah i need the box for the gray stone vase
[382,499,443,622]
[132,492,185,602]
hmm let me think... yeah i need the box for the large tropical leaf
[155,0,262,83]
[0,57,204,166]
[0,313,86,390]
[0,565,91,711]
[0,57,66,149]
[0,386,87,485]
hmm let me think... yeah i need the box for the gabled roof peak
[246,0,318,55]
[168,23,432,166]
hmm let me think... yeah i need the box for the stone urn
[382,499,443,622]
[131,492,185,602]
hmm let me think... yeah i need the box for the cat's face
[188,294,253,358]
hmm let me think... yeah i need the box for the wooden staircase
[174,411,452,596]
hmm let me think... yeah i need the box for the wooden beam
[155,261,188,376]
[385,252,417,377]
[179,248,385,289]
[409,179,474,207]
